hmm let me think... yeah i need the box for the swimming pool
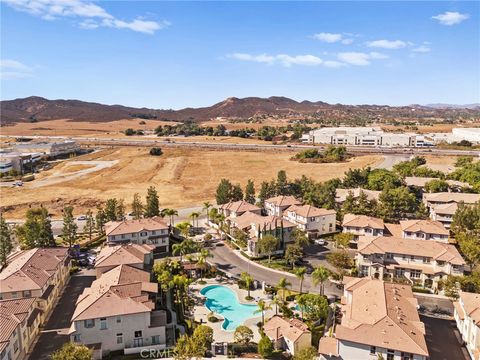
[200,285,259,331]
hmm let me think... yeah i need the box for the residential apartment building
[430,203,458,229]
[356,236,465,290]
[399,219,449,243]
[69,265,167,359]
[284,204,336,236]
[342,214,384,241]
[423,192,480,211]
[405,177,471,191]
[319,278,429,360]
[335,188,381,205]
[454,291,480,360]
[264,195,301,216]
[105,217,169,253]
[94,244,154,278]
[0,248,70,322]
[0,298,42,360]
[219,200,262,218]
[263,316,311,355]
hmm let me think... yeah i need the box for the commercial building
[0,152,42,174]
[452,128,480,144]
[319,278,429,360]
[104,217,169,253]
[69,265,167,359]
[94,244,154,278]
[302,127,428,147]
[356,236,465,290]
[14,140,79,158]
[284,204,336,237]
[453,291,480,360]
[263,316,311,355]
[0,298,42,360]
[264,195,301,217]
[0,248,71,321]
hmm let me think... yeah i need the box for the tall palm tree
[161,208,178,228]
[294,267,307,294]
[196,249,213,280]
[271,295,283,315]
[276,277,291,302]
[189,212,200,234]
[175,222,191,239]
[296,294,307,320]
[312,265,330,296]
[203,202,212,222]
[241,272,254,299]
[255,299,272,325]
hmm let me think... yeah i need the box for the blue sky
[1,1,479,109]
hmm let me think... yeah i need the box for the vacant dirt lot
[1,147,382,217]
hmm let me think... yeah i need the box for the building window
[100,318,107,330]
[117,333,123,344]
[387,349,395,360]
[152,335,161,345]
[370,346,376,355]
[386,253,393,259]
[11,292,18,299]
[23,290,31,298]
[423,257,430,263]
[73,334,81,342]
[411,270,421,278]
[134,330,142,338]
[84,319,95,328]
[140,232,147,237]
[401,352,414,360]
[116,316,121,323]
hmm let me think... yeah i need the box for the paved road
[29,271,96,360]
[210,242,342,297]
[420,315,470,360]
[374,154,410,170]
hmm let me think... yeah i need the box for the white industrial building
[14,140,79,157]
[301,127,428,147]
[452,128,480,144]
[0,152,42,174]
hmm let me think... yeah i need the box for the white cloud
[366,39,407,49]
[4,0,169,34]
[229,53,275,64]
[229,53,340,68]
[323,60,345,68]
[432,11,469,26]
[412,45,431,53]
[276,54,323,67]
[337,52,388,66]
[0,59,35,79]
[312,32,354,44]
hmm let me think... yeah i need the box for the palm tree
[312,265,330,296]
[175,222,191,239]
[296,294,307,320]
[189,212,200,234]
[196,249,213,280]
[203,202,212,222]
[276,277,291,302]
[161,208,178,227]
[271,295,283,315]
[255,299,272,325]
[241,272,254,299]
[294,267,307,294]
[172,242,186,262]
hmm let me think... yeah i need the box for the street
[28,271,96,360]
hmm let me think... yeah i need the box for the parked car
[314,238,326,246]
[77,215,87,221]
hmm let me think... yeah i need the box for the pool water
[200,285,259,331]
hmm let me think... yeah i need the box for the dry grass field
[1,147,383,217]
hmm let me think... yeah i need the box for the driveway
[420,315,470,360]
[210,243,342,297]
[29,271,96,360]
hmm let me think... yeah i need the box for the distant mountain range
[1,96,479,124]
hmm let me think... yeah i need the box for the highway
[2,134,480,156]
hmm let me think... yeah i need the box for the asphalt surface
[210,242,343,297]
[29,271,96,360]
[420,315,470,360]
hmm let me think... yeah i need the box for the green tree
[0,214,13,268]
[378,186,419,223]
[62,206,78,248]
[342,167,370,188]
[161,208,178,227]
[95,205,106,234]
[292,228,310,249]
[327,250,353,271]
[241,272,254,299]
[84,210,95,243]
[144,186,160,217]
[276,170,289,195]
[257,234,279,263]
[196,248,212,281]
[456,232,480,268]
[258,336,274,358]
[193,324,214,349]
[285,244,303,269]
[276,277,292,301]
[293,346,318,360]
[334,232,353,249]
[451,202,480,237]
[234,325,254,345]
[116,199,126,220]
[424,179,449,193]
[16,208,54,249]
[294,267,307,294]
[231,184,244,201]
[455,156,474,168]
[131,193,143,219]
[174,334,206,360]
[245,179,256,204]
[295,293,328,322]
[50,342,93,360]
[367,169,402,191]
[255,299,272,325]
[202,201,212,221]
[189,211,200,233]
[216,178,234,205]
[258,181,276,206]
[312,265,330,296]
[271,295,283,315]
[104,198,118,222]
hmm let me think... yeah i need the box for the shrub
[412,287,432,294]
[234,325,254,345]
[124,128,136,136]
[150,147,163,156]
[69,266,80,275]
[258,336,273,358]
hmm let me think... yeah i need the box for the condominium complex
[219,200,262,218]
[94,244,154,278]
[284,204,336,236]
[264,196,302,217]
[105,217,169,253]
[342,214,385,240]
[319,278,429,360]
[453,291,480,360]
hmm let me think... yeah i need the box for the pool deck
[191,278,275,343]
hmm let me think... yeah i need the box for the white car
[314,239,326,246]
[77,215,87,221]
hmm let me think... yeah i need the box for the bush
[412,287,432,294]
[150,147,163,156]
[258,336,273,358]
[124,128,136,136]
[207,312,219,322]
[69,266,80,275]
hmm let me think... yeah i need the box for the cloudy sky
[1,1,479,108]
